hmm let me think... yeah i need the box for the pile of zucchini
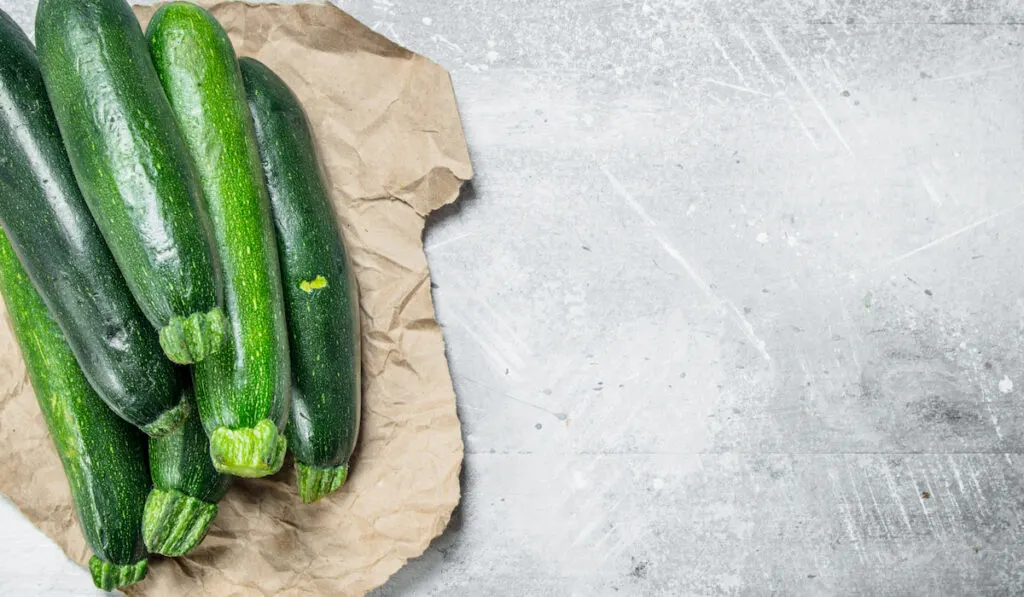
[0,0,361,590]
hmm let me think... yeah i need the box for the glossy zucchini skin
[241,58,361,503]
[34,0,225,365]
[0,226,149,592]
[144,388,231,556]
[0,8,186,436]
[147,3,290,477]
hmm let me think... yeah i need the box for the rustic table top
[2,1,1023,595]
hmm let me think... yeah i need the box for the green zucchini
[0,227,149,592]
[147,3,290,478]
[0,7,187,436]
[241,58,362,503]
[144,388,231,556]
[35,0,225,365]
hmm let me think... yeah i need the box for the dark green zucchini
[147,3,290,477]
[0,8,186,435]
[241,58,361,503]
[144,388,231,556]
[34,0,225,365]
[0,226,149,592]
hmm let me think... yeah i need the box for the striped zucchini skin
[0,226,150,592]
[147,3,290,477]
[0,7,187,436]
[34,0,225,365]
[241,58,361,503]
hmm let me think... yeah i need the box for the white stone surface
[2,0,1024,595]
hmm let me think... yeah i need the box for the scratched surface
[2,0,1024,595]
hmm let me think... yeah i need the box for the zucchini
[0,6,187,436]
[0,226,149,592]
[35,0,225,365]
[144,388,231,556]
[147,3,290,478]
[241,58,362,503]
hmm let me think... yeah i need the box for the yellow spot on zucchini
[299,275,328,293]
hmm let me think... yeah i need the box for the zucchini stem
[209,419,287,477]
[159,307,227,364]
[296,462,349,503]
[88,556,147,591]
[142,488,218,557]
[140,394,191,438]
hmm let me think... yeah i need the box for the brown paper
[0,2,471,595]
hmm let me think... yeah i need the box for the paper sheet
[0,2,470,595]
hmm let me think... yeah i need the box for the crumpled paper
[0,2,471,595]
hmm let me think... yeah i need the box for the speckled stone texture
[3,1,1024,595]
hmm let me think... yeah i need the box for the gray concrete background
[1,0,1024,595]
